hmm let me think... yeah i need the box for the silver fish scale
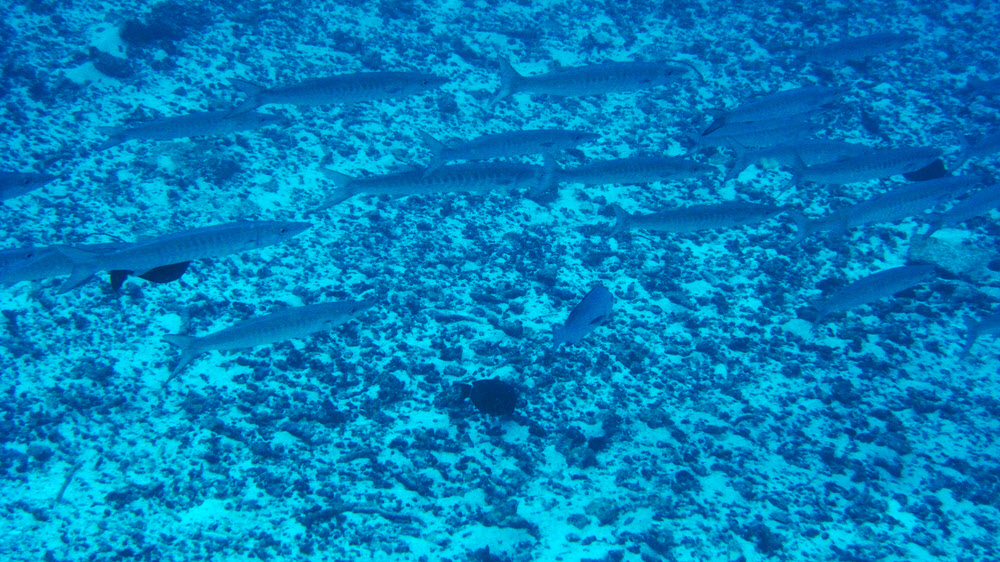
[362,163,544,194]
[441,130,593,161]
[801,33,915,63]
[521,62,688,97]
[799,147,942,185]
[191,302,362,353]
[814,265,935,322]
[560,157,712,185]
[725,86,838,124]
[622,201,784,233]
[92,222,299,275]
[831,175,979,229]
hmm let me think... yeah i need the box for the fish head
[255,221,311,246]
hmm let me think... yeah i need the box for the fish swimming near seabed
[164,300,375,378]
[692,115,819,151]
[97,110,285,151]
[611,201,792,235]
[794,175,981,243]
[0,172,58,201]
[314,160,555,210]
[811,265,936,328]
[797,32,916,63]
[419,129,598,177]
[228,71,448,114]
[53,221,310,293]
[553,285,614,349]
[795,146,943,187]
[702,86,839,136]
[488,57,699,108]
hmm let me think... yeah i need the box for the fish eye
[22,178,31,185]
[279,227,288,234]
[24,251,33,259]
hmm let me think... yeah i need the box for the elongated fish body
[229,72,447,114]
[800,32,916,63]
[0,172,57,201]
[553,285,613,348]
[420,129,598,176]
[55,221,310,293]
[0,243,129,285]
[812,265,936,327]
[489,58,694,107]
[960,312,1000,358]
[164,300,375,376]
[797,146,942,186]
[702,86,838,135]
[926,183,1000,234]
[798,175,980,242]
[727,139,871,180]
[695,116,818,150]
[316,161,554,209]
[558,156,714,186]
[611,201,787,235]
[98,110,284,151]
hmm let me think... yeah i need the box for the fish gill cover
[1,0,1000,561]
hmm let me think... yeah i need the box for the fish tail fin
[163,335,199,380]
[53,246,101,294]
[487,57,522,108]
[314,168,357,210]
[960,318,979,359]
[227,78,266,115]
[610,204,633,235]
[418,130,446,178]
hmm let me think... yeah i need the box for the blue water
[1,0,999,560]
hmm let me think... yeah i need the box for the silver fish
[799,32,916,63]
[558,156,714,186]
[98,110,285,151]
[228,72,448,114]
[812,265,936,327]
[796,146,942,186]
[553,285,613,349]
[164,300,374,377]
[315,160,554,209]
[795,175,980,242]
[54,221,310,293]
[692,115,819,151]
[611,201,788,235]
[488,57,696,107]
[727,139,871,181]
[419,129,598,177]
[0,172,57,201]
[925,183,1000,234]
[702,86,839,135]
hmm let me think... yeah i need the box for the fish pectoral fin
[589,314,608,326]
